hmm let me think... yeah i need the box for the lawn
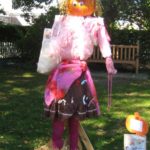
[0,66,150,150]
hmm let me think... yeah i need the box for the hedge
[0,24,28,42]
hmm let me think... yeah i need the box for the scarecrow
[37,0,117,149]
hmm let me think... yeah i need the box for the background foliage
[101,0,150,30]
[9,7,59,62]
[12,0,150,30]
[0,1,150,65]
[0,24,27,42]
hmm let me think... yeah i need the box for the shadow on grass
[0,67,52,150]
[0,67,150,150]
[81,77,150,150]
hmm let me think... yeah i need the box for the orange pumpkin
[125,112,149,136]
[66,0,96,16]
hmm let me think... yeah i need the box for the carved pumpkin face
[66,0,95,16]
[125,112,149,136]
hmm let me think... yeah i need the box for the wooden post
[78,123,94,150]
[136,41,140,74]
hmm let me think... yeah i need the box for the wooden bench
[88,43,140,74]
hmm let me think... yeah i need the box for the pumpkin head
[66,0,96,16]
[125,112,149,136]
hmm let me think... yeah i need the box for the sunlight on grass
[0,135,16,144]
[112,111,127,119]
[96,129,106,136]
[0,68,150,150]
[11,87,28,95]
[0,93,8,100]
[5,80,16,84]
[1,110,10,116]
[125,92,150,96]
[134,102,150,107]
[33,137,49,148]
[22,73,35,78]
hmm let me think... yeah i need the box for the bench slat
[88,44,139,74]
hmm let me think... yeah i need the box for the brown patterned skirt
[44,73,99,120]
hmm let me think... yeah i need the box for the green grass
[0,67,150,150]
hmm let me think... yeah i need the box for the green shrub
[0,24,28,42]
[16,7,59,62]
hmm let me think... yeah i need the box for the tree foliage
[12,0,53,22]
[12,0,150,30]
[16,6,59,62]
[101,0,150,30]
[13,0,52,10]
[0,24,27,42]
[0,4,5,16]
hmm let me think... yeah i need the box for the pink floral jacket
[51,15,112,60]
[39,15,113,113]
